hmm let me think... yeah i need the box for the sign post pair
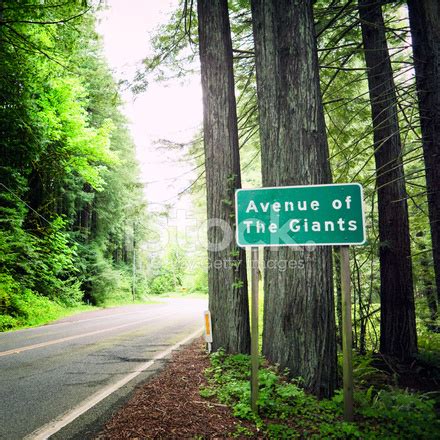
[235,183,366,420]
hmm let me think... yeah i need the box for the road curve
[0,298,207,440]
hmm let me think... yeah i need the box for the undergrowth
[200,349,440,439]
[0,271,155,332]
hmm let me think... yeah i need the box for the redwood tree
[251,0,337,398]
[407,0,440,304]
[358,0,417,358]
[197,0,250,353]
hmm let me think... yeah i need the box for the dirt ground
[95,338,258,439]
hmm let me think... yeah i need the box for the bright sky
[96,0,203,212]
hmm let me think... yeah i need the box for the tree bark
[358,0,417,359]
[407,0,440,304]
[197,0,250,354]
[251,0,337,398]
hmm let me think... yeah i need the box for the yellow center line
[0,312,176,358]
[41,310,152,328]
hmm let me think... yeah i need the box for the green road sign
[235,183,366,247]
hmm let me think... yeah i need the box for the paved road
[0,298,207,440]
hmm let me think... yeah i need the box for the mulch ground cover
[96,337,259,439]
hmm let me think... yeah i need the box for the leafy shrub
[0,216,82,307]
[266,423,297,439]
[0,273,18,316]
[91,263,132,306]
[9,288,66,328]
[202,350,440,440]
[32,217,82,305]
[146,246,190,295]
[0,314,18,331]
[417,323,440,366]
[231,425,254,438]
[148,270,175,295]
[0,273,68,331]
[318,421,363,439]
[357,388,440,439]
[190,269,208,294]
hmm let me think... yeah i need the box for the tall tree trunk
[407,0,440,304]
[197,0,250,354]
[251,0,337,398]
[358,0,417,359]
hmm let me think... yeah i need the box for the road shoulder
[94,338,255,439]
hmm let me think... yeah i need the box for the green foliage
[34,75,116,191]
[0,274,21,319]
[0,273,79,331]
[417,326,440,366]
[0,314,18,332]
[0,0,149,328]
[355,388,440,439]
[190,268,208,294]
[341,352,388,388]
[145,246,188,295]
[318,421,363,439]
[265,423,297,440]
[202,351,440,439]
[0,215,82,307]
[230,424,254,438]
[86,249,132,306]
[148,269,176,295]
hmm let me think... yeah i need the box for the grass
[0,297,95,332]
[0,292,161,333]
[25,303,97,327]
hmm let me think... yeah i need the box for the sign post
[235,183,365,419]
[340,246,353,421]
[250,246,259,412]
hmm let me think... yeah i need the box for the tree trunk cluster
[196,0,440,398]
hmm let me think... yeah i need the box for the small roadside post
[204,310,213,353]
[235,183,365,419]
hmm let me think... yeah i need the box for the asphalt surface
[0,298,207,440]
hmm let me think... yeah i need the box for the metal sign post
[340,246,354,421]
[250,246,259,412]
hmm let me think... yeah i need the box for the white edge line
[25,327,203,440]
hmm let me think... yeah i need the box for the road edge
[25,327,203,440]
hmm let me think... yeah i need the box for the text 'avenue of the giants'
[235,184,366,247]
